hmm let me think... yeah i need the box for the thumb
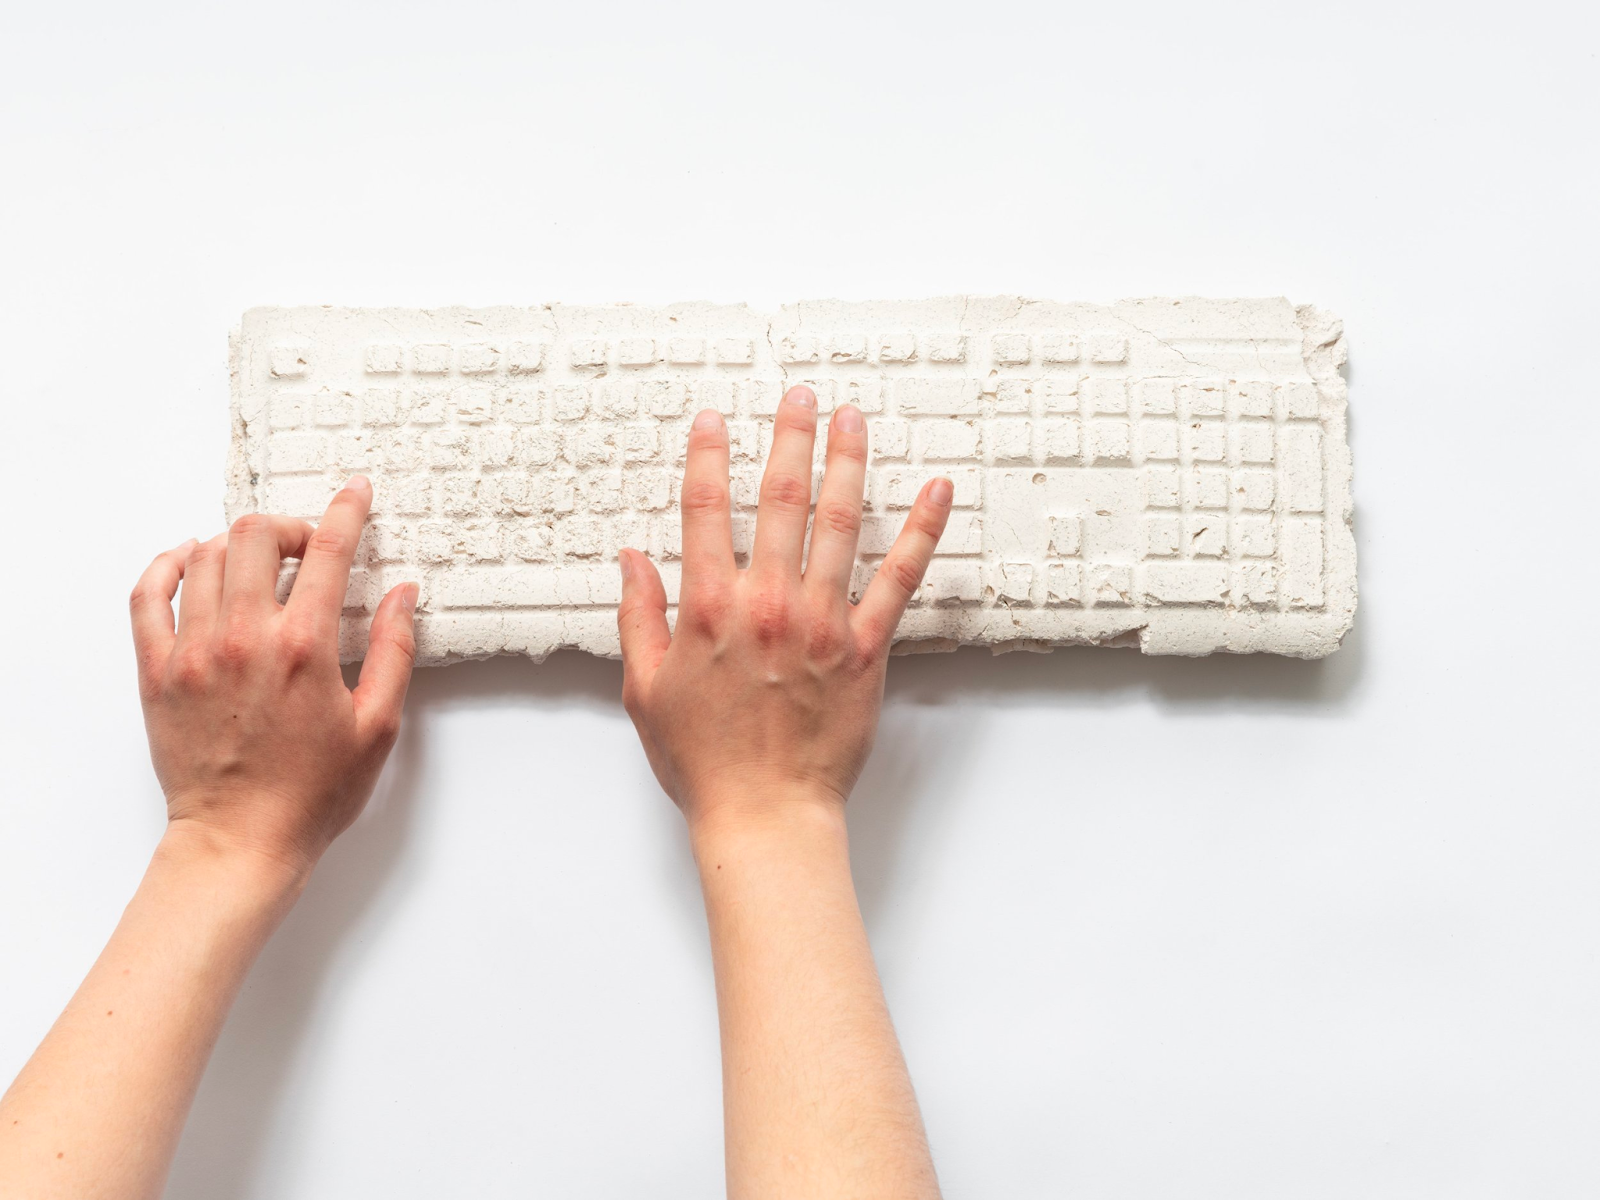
[617,548,670,689]
[353,581,419,743]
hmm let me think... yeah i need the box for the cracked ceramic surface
[227,298,1356,664]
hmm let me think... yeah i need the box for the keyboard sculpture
[227,298,1356,664]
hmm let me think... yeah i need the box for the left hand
[129,476,418,876]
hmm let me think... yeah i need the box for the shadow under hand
[163,651,623,1200]
[849,697,986,929]
[163,703,429,1200]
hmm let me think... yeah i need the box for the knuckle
[815,498,862,540]
[746,587,791,645]
[883,555,926,598]
[389,626,417,668]
[805,613,846,659]
[168,647,209,691]
[911,510,947,540]
[849,632,885,673]
[189,538,225,566]
[775,406,817,435]
[617,607,655,650]
[830,436,868,465]
[306,525,352,559]
[680,480,729,518]
[681,606,718,638]
[279,624,322,667]
[760,472,811,512]
[216,625,258,668]
[688,423,728,452]
[366,709,402,748]
[682,584,732,635]
[230,513,271,540]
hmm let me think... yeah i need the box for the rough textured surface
[227,298,1356,665]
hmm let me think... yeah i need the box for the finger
[353,582,419,744]
[221,514,315,618]
[286,476,372,636]
[680,410,735,584]
[803,404,868,597]
[130,538,197,689]
[617,549,671,692]
[175,532,229,648]
[854,477,954,651]
[751,385,818,577]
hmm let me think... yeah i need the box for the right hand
[615,386,952,832]
[129,477,418,877]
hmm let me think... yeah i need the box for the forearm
[692,799,938,1200]
[0,823,305,1200]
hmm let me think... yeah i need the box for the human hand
[616,386,952,831]
[129,477,418,876]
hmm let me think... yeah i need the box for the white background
[2,2,1595,1196]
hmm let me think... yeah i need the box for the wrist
[686,779,845,838]
[688,792,850,875]
[154,817,315,909]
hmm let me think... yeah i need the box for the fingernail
[400,582,418,612]
[693,409,723,430]
[929,477,954,506]
[345,475,371,493]
[619,550,635,582]
[835,405,863,433]
[785,385,816,410]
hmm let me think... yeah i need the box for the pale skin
[0,385,950,1199]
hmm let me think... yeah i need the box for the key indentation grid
[228,298,1356,663]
